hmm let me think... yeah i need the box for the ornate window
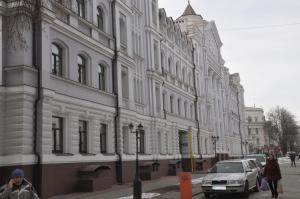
[76,0,85,18]
[52,116,63,153]
[100,123,107,153]
[139,130,145,154]
[51,44,62,76]
[98,64,106,91]
[79,120,88,153]
[97,6,104,31]
[77,55,86,84]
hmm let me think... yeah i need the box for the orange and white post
[179,172,192,199]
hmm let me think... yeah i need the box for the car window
[210,162,244,173]
[248,160,256,169]
[246,155,266,163]
[243,161,250,169]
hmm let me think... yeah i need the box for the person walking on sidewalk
[289,152,296,167]
[0,169,39,199]
[263,154,282,198]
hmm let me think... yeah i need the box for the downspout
[160,39,166,119]
[33,0,42,195]
[192,47,201,157]
[236,88,244,158]
[111,0,122,184]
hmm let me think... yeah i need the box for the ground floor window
[100,123,107,153]
[79,120,88,153]
[52,116,63,153]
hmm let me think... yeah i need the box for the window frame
[76,0,85,18]
[98,64,106,91]
[51,43,63,76]
[79,120,88,154]
[139,130,145,154]
[97,6,104,31]
[77,55,86,84]
[52,116,63,153]
[100,123,107,153]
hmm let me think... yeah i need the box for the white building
[245,107,269,153]
[0,1,247,197]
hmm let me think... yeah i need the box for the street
[49,159,300,199]
[193,159,300,199]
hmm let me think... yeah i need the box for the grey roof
[181,3,197,16]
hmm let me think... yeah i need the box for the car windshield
[246,155,265,163]
[210,162,244,173]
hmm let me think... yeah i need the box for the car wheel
[243,181,249,198]
[204,193,210,198]
[254,178,260,192]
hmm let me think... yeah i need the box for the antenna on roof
[188,0,191,4]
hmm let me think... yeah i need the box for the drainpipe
[33,0,42,195]
[160,39,166,119]
[236,88,244,158]
[192,47,201,157]
[111,0,122,184]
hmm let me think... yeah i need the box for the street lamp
[129,123,143,199]
[243,141,248,155]
[211,136,219,161]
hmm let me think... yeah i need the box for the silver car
[201,159,260,198]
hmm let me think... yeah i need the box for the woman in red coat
[263,154,282,198]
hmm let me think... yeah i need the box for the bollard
[179,172,192,199]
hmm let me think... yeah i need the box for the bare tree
[266,106,298,154]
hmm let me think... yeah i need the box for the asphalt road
[194,159,300,199]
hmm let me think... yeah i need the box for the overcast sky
[159,0,300,120]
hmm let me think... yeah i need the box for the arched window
[182,68,186,83]
[98,64,106,91]
[77,55,86,84]
[205,138,208,154]
[152,0,157,26]
[176,62,180,78]
[76,0,85,18]
[120,14,127,48]
[97,6,104,31]
[177,98,181,115]
[190,103,194,119]
[168,57,172,74]
[170,95,174,113]
[162,91,166,111]
[51,43,62,76]
[188,71,192,86]
[184,101,188,118]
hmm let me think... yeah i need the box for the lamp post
[129,123,143,199]
[211,136,219,161]
[243,141,248,155]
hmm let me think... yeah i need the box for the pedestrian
[0,169,39,199]
[263,154,282,198]
[289,152,296,167]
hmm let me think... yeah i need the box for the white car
[245,154,266,167]
[201,159,260,198]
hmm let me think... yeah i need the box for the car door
[245,161,256,188]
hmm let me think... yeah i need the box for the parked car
[245,158,263,184]
[201,159,260,198]
[245,154,266,167]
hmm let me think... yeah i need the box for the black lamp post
[244,141,248,155]
[211,136,219,161]
[129,123,143,199]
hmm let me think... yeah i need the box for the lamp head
[138,123,143,131]
[129,123,134,130]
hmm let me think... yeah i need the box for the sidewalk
[49,173,205,199]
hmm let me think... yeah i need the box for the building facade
[0,0,247,197]
[245,107,269,154]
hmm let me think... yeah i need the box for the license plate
[212,186,226,190]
